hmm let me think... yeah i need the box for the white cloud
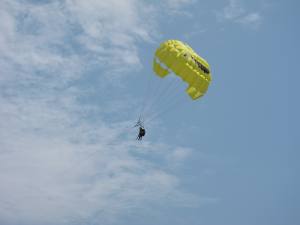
[0,1,204,225]
[0,0,158,82]
[216,0,262,28]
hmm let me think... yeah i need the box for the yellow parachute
[135,40,212,126]
[153,40,212,100]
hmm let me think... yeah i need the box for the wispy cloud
[165,0,195,9]
[160,0,195,16]
[0,1,206,224]
[238,12,261,26]
[216,0,262,28]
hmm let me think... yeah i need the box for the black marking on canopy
[191,56,210,74]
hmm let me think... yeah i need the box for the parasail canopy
[153,40,212,100]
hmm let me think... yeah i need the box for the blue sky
[0,0,298,225]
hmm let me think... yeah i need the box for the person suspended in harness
[134,117,146,140]
[137,126,146,140]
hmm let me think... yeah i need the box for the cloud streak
[216,0,262,28]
